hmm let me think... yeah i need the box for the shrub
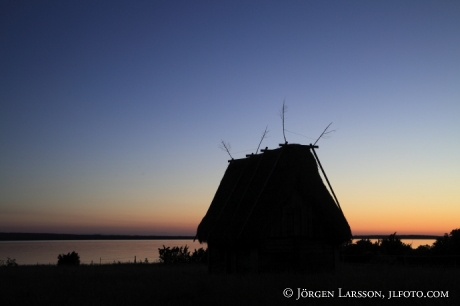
[191,247,207,263]
[158,245,190,264]
[1,257,18,267]
[413,244,432,256]
[432,228,460,255]
[57,251,80,266]
[158,245,208,264]
[380,232,411,256]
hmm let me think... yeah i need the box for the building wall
[207,239,338,274]
[267,191,327,239]
[259,238,337,272]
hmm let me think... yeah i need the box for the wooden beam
[311,148,342,211]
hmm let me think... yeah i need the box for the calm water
[1,239,436,266]
[0,240,206,265]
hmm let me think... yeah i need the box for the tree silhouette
[432,228,460,255]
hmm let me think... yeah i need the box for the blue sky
[1,0,459,235]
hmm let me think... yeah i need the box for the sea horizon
[0,232,442,241]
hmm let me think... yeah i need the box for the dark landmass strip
[353,235,441,240]
[1,232,441,241]
[0,233,195,241]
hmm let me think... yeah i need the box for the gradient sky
[1,1,459,236]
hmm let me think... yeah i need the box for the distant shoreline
[0,232,441,241]
[0,233,195,241]
[352,235,441,240]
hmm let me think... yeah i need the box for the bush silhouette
[380,232,411,256]
[158,245,207,264]
[432,228,460,255]
[340,229,460,265]
[158,245,190,263]
[57,251,80,266]
[191,247,207,263]
[1,257,18,267]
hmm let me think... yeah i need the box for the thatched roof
[196,144,352,248]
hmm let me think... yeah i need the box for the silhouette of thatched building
[196,143,352,273]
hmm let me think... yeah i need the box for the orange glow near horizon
[347,214,457,236]
[0,184,457,236]
[345,208,458,236]
[1,202,457,237]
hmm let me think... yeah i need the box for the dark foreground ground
[1,263,458,306]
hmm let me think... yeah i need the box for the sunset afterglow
[1,1,459,237]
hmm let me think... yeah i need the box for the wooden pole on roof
[219,140,233,160]
[314,122,335,145]
[279,100,288,144]
[256,125,269,153]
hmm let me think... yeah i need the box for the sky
[1,0,459,237]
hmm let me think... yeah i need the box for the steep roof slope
[196,144,352,247]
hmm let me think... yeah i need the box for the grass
[1,263,459,306]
